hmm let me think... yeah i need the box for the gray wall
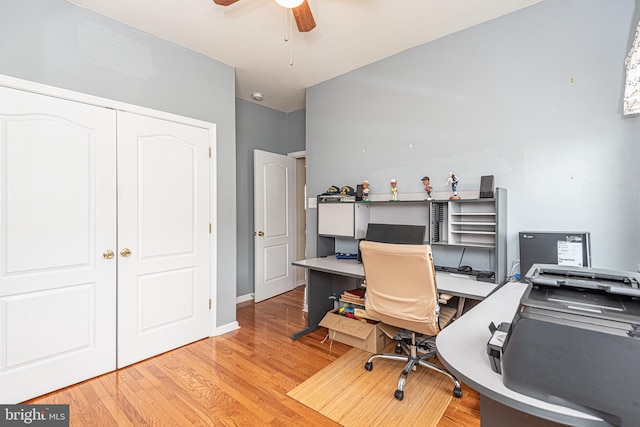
[0,0,238,328]
[306,0,640,273]
[236,99,305,297]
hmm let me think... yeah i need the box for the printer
[500,264,640,427]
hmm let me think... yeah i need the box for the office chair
[359,240,462,401]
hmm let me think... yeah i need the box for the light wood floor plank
[25,286,480,426]
[88,376,136,427]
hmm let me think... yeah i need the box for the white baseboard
[214,321,240,336]
[236,293,254,304]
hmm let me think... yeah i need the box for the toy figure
[445,172,460,200]
[390,179,398,201]
[362,180,370,201]
[421,176,433,200]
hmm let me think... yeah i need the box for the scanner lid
[525,264,640,298]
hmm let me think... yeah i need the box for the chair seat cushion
[438,305,457,329]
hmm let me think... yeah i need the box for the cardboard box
[377,322,402,341]
[319,309,391,353]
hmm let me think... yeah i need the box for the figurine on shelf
[445,172,461,200]
[421,176,433,200]
[390,179,398,201]
[362,180,370,201]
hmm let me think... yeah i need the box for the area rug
[287,344,453,427]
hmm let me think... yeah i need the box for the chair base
[364,333,462,401]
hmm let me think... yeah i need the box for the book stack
[339,287,366,306]
[338,287,380,322]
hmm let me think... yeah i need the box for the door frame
[288,150,307,310]
[0,74,219,336]
[288,151,306,270]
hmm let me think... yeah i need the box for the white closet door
[116,111,210,368]
[0,86,117,403]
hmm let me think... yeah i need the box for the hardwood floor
[26,286,480,426]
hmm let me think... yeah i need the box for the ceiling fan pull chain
[283,7,289,42]
[290,9,294,66]
[280,4,295,65]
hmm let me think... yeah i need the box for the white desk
[293,256,365,279]
[436,282,609,427]
[291,256,497,340]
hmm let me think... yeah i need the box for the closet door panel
[0,86,117,403]
[138,136,195,258]
[117,111,210,368]
[6,119,91,272]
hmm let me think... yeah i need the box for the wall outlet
[308,197,317,209]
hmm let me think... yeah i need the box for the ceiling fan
[213,0,317,33]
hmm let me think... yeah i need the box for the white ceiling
[67,0,542,113]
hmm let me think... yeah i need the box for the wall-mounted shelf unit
[316,188,507,283]
[431,198,501,248]
[429,189,506,282]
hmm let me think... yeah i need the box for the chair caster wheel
[394,390,404,401]
[453,387,462,398]
[364,362,373,371]
[395,344,402,354]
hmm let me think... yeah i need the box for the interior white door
[0,86,117,403]
[254,150,296,302]
[117,111,210,368]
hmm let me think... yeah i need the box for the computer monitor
[364,223,426,245]
[519,231,591,279]
[358,223,426,262]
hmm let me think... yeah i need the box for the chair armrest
[438,293,454,304]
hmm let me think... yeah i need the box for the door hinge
[209,299,212,310]
[208,147,212,158]
[209,223,212,234]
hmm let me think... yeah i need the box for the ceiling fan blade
[213,0,239,5]
[292,0,316,33]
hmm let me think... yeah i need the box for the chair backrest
[359,240,441,336]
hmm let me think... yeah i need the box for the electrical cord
[510,260,520,277]
[457,248,466,268]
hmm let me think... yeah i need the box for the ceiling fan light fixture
[275,0,304,9]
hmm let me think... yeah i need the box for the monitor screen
[364,223,426,245]
[519,231,591,279]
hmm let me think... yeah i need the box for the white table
[291,256,497,339]
[436,282,609,427]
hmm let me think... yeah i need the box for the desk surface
[293,256,497,300]
[436,281,607,427]
[293,256,365,279]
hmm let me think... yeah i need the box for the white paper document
[557,241,584,267]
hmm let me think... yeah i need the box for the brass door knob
[103,250,115,259]
[257,231,264,236]
[120,248,132,257]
